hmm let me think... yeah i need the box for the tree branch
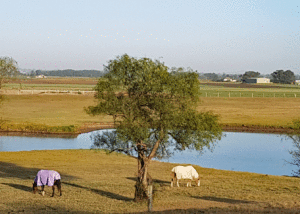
[147,134,164,160]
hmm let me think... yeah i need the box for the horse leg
[51,185,55,197]
[177,179,179,187]
[57,180,62,196]
[32,182,38,194]
[41,185,45,196]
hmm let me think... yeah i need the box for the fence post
[148,185,153,212]
[205,92,207,97]
[229,92,230,98]
[252,93,253,98]
[218,92,219,97]
[295,94,297,98]
[240,93,241,98]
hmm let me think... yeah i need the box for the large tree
[0,57,19,88]
[271,70,295,84]
[86,54,222,201]
[241,71,260,82]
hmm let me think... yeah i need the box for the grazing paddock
[197,97,300,128]
[0,150,300,213]
[0,95,299,133]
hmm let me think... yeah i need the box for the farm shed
[244,78,270,84]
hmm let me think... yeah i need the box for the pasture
[1,78,300,133]
[0,95,299,133]
[199,83,300,98]
[0,149,299,213]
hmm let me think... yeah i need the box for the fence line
[202,91,299,98]
[1,89,96,95]
[2,89,300,98]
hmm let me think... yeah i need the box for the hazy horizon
[1,0,299,74]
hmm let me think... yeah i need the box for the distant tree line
[24,69,107,78]
[197,70,300,84]
[16,66,300,84]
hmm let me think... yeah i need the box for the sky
[1,0,299,74]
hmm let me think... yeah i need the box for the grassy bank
[0,149,299,213]
[0,95,299,134]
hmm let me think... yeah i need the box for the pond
[0,131,298,176]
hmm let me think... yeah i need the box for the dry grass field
[0,150,299,213]
[0,94,299,133]
[197,97,300,128]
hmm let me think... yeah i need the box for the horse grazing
[32,170,62,197]
[171,166,200,187]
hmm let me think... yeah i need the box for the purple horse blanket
[34,170,61,187]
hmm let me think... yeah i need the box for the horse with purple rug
[32,170,62,197]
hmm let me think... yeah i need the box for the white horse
[171,166,200,187]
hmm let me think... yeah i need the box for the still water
[0,131,297,176]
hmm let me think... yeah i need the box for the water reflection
[0,131,298,176]
[160,132,297,176]
[285,134,300,176]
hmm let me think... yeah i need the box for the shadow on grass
[192,195,256,204]
[126,177,170,185]
[0,161,76,181]
[127,207,300,214]
[63,182,132,201]
[2,183,32,192]
[2,204,93,214]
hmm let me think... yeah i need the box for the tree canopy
[86,54,222,200]
[0,57,19,88]
[241,71,260,82]
[271,70,295,84]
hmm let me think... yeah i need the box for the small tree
[271,70,295,84]
[86,54,222,201]
[0,57,19,88]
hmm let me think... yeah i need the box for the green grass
[0,149,299,213]
[199,84,300,98]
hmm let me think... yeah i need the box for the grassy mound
[0,150,299,213]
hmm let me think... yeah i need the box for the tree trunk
[134,149,152,201]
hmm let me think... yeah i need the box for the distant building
[244,78,270,84]
[36,75,46,78]
[295,80,300,85]
[223,78,237,82]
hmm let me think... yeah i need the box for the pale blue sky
[1,0,299,74]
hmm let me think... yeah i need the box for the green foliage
[287,135,300,176]
[0,122,77,133]
[292,119,300,130]
[271,70,295,84]
[241,71,260,81]
[0,57,19,88]
[87,54,222,159]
